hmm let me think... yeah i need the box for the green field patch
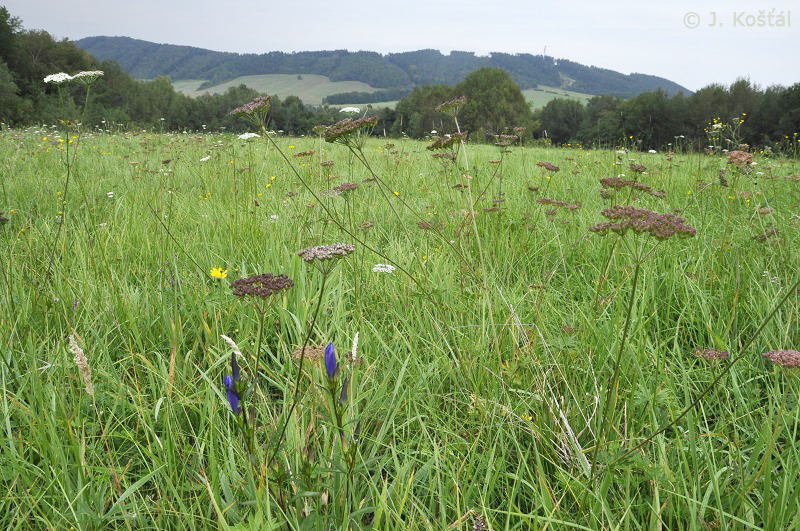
[173,74,381,105]
[523,84,594,109]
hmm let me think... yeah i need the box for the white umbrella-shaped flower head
[44,72,73,84]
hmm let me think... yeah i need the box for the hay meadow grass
[1,125,800,529]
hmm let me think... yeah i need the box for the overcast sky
[4,0,798,92]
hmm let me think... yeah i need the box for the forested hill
[74,36,690,98]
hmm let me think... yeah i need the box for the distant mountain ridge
[74,36,690,99]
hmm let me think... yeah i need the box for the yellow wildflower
[210,267,228,279]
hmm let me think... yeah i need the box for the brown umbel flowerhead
[324,116,379,145]
[292,345,327,361]
[298,243,355,262]
[589,205,696,240]
[332,182,358,194]
[435,95,467,116]
[231,273,294,299]
[629,163,647,174]
[694,348,729,362]
[297,243,356,275]
[536,161,560,173]
[427,132,468,151]
[536,198,582,211]
[230,96,272,117]
[727,150,753,168]
[762,350,800,368]
[599,177,666,198]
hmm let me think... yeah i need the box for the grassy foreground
[1,128,799,529]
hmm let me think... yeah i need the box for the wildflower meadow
[2,88,800,529]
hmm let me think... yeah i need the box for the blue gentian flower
[224,352,242,414]
[325,343,337,379]
[339,376,349,405]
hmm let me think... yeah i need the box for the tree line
[535,81,800,150]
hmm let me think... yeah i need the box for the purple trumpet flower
[224,352,242,414]
[325,343,338,379]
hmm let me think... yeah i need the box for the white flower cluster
[372,263,396,274]
[73,70,104,81]
[339,107,360,114]
[238,132,260,140]
[44,70,104,84]
[44,72,73,84]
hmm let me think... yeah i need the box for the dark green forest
[2,6,798,152]
[75,36,689,99]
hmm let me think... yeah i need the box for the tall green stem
[267,272,328,466]
[591,260,641,477]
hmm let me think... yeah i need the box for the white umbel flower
[372,263,396,273]
[44,72,73,84]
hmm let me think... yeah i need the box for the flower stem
[267,271,328,466]
[591,260,641,478]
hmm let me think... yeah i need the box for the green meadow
[172,74,592,110]
[1,126,800,529]
[173,74,382,106]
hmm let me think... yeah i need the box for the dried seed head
[417,221,444,230]
[599,177,665,198]
[297,243,355,262]
[292,345,327,361]
[324,116,379,144]
[629,163,647,173]
[230,96,272,117]
[536,197,582,211]
[435,95,467,116]
[536,161,560,172]
[694,347,729,362]
[589,205,696,240]
[763,350,800,368]
[719,169,729,187]
[727,150,753,168]
[427,132,468,151]
[230,273,294,299]
[332,182,358,194]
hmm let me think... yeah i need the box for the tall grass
[1,126,799,529]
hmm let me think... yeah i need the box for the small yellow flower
[270,175,276,181]
[288,145,295,149]
[210,267,228,279]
